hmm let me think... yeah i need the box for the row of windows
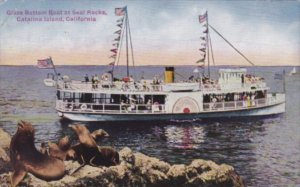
[57,91,166,104]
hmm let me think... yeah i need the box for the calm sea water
[0,66,299,186]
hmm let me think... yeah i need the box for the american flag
[115,7,126,16]
[199,11,207,24]
[37,58,53,69]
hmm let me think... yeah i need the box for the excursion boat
[48,8,285,121]
[289,67,297,76]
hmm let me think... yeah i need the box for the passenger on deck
[94,74,99,89]
[251,94,256,106]
[243,94,247,107]
[92,75,96,89]
[211,97,217,110]
[57,73,62,80]
[84,74,89,82]
[247,95,251,107]
[147,99,152,110]
[129,75,134,82]
[121,100,127,111]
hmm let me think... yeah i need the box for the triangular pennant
[110,54,117,59]
[108,62,115,66]
[117,18,124,22]
[113,43,119,47]
[117,23,123,28]
[201,43,206,47]
[196,58,205,63]
[200,37,206,41]
[199,48,206,53]
[203,28,208,34]
[114,30,121,35]
[110,49,117,53]
[114,36,120,41]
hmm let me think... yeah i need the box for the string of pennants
[108,7,127,66]
[197,11,208,67]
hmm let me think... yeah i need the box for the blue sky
[0,0,299,66]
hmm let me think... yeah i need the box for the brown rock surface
[0,129,245,187]
[0,128,12,173]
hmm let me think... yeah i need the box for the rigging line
[208,24,255,66]
[174,71,186,79]
[208,32,215,66]
[0,16,9,28]
[127,9,137,79]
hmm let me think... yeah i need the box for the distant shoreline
[0,65,299,67]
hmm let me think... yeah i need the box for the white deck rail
[57,80,163,92]
[56,101,166,114]
[56,94,284,114]
[57,80,267,93]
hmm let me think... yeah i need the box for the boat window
[80,93,93,103]
[153,95,165,104]
[63,92,72,99]
[111,94,121,104]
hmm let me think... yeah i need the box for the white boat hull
[44,79,56,87]
[58,102,285,122]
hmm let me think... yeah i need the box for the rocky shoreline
[0,128,245,187]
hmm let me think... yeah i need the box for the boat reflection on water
[164,125,205,149]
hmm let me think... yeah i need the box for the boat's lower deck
[56,93,285,121]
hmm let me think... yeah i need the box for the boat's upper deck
[56,68,268,94]
[56,78,268,94]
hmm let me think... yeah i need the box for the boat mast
[110,6,135,79]
[125,8,129,77]
[206,14,210,78]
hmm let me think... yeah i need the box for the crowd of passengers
[203,91,266,106]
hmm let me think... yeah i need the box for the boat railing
[201,82,267,92]
[57,80,163,92]
[202,95,282,112]
[56,100,166,114]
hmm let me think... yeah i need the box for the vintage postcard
[0,0,299,186]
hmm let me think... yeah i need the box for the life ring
[80,104,87,110]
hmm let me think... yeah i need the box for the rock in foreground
[0,145,244,187]
[0,128,12,173]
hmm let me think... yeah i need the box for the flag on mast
[199,11,207,24]
[115,7,126,16]
[37,58,54,69]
